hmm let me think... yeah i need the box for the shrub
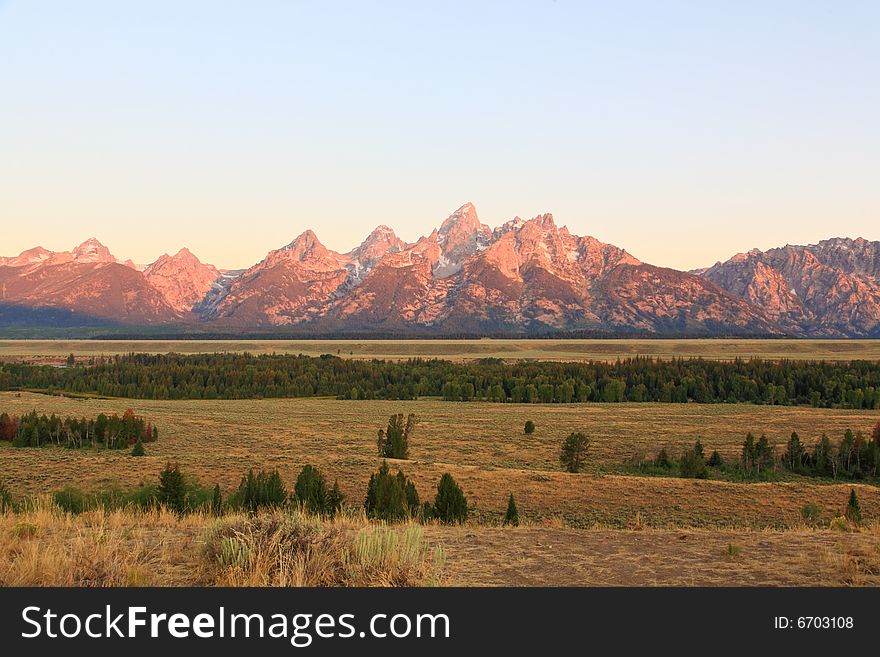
[801,502,824,525]
[845,488,862,525]
[131,439,145,456]
[560,433,590,473]
[54,487,88,514]
[503,493,519,526]
[0,479,14,512]
[830,515,849,532]
[377,413,416,460]
[201,513,442,586]
[707,450,724,467]
[432,473,468,525]
[524,420,535,435]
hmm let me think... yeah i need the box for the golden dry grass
[1,392,878,530]
[0,501,442,587]
[429,524,880,586]
[2,501,878,586]
[3,338,880,363]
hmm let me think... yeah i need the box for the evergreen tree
[377,413,416,459]
[679,441,708,479]
[783,432,805,472]
[433,473,468,525]
[560,433,590,473]
[326,479,345,516]
[131,438,145,456]
[524,420,535,435]
[707,450,724,468]
[503,493,519,526]
[397,470,420,515]
[237,468,287,513]
[294,464,328,514]
[845,488,862,524]
[212,483,222,516]
[813,435,836,478]
[655,448,672,469]
[741,433,756,474]
[157,463,186,513]
[755,435,775,474]
[364,461,412,522]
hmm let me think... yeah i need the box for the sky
[0,1,878,270]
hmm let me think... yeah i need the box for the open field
[2,392,879,530]
[1,505,878,586]
[3,390,880,586]
[3,338,880,364]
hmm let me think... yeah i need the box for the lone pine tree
[157,463,186,513]
[560,433,590,473]
[377,413,416,460]
[846,488,862,524]
[212,483,222,516]
[433,473,468,525]
[503,493,519,526]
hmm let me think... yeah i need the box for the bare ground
[428,526,880,586]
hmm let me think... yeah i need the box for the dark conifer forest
[1,353,879,408]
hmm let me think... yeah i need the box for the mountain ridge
[2,205,878,336]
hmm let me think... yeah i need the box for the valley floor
[2,392,879,586]
[3,338,880,364]
[430,525,880,586]
[1,506,877,586]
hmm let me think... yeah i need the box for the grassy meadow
[3,338,880,363]
[1,392,879,530]
[2,338,880,586]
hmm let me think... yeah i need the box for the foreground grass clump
[0,501,443,587]
[201,511,443,586]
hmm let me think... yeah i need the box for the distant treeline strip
[0,408,157,449]
[1,353,880,408]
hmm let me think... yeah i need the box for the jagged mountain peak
[71,238,116,263]
[143,247,220,313]
[435,203,492,273]
[279,230,335,262]
[2,207,877,336]
[348,225,406,265]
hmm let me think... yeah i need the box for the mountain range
[2,203,879,337]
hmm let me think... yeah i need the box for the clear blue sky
[1,0,877,269]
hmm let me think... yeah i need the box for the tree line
[15,461,469,525]
[634,421,880,483]
[2,353,880,408]
[0,408,157,449]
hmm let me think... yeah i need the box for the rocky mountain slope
[2,207,878,335]
[700,238,880,337]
